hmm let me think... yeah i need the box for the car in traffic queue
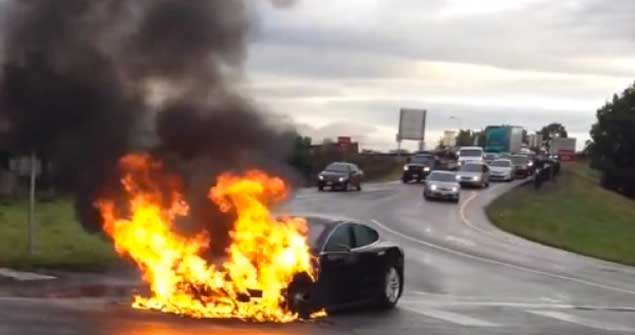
[510,155,533,178]
[423,171,461,202]
[456,162,490,188]
[285,216,404,318]
[402,154,437,183]
[317,162,364,191]
[457,146,485,166]
[488,159,515,182]
[483,152,499,164]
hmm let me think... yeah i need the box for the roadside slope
[487,162,635,266]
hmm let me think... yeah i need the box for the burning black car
[286,216,404,318]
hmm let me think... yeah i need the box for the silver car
[423,171,461,202]
[488,159,514,182]
[456,163,490,188]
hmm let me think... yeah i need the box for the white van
[457,146,484,166]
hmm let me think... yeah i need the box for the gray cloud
[252,0,635,78]
[245,0,633,151]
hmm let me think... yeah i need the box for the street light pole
[449,116,463,131]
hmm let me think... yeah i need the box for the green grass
[369,164,405,182]
[0,199,119,270]
[487,162,635,266]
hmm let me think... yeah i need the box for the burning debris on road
[97,153,321,322]
[0,0,314,322]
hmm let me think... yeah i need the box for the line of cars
[301,149,556,316]
[416,147,542,203]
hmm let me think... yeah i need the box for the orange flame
[96,153,318,322]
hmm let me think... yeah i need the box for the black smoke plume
[0,0,299,253]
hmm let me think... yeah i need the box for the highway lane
[2,179,635,334]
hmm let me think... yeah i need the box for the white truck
[457,146,484,166]
[549,137,576,161]
[549,138,576,154]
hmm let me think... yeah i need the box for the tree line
[589,82,635,198]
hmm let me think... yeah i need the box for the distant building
[310,136,359,156]
[527,133,543,148]
[440,130,457,147]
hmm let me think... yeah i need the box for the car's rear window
[428,172,456,182]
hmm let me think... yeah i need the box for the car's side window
[324,224,354,252]
[353,224,379,248]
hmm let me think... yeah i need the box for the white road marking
[528,310,635,332]
[371,219,635,296]
[458,185,513,243]
[0,268,56,281]
[444,235,476,247]
[400,305,499,327]
[458,191,478,225]
[540,297,564,303]
[401,297,635,311]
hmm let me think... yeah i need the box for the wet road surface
[3,179,635,334]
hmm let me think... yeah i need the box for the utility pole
[27,151,37,256]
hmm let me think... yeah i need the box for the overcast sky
[245,0,635,151]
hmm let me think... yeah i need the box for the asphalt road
[3,179,635,334]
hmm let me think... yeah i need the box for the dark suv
[402,154,437,183]
[317,162,364,191]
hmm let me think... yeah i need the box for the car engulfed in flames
[96,153,324,322]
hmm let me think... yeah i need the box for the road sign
[398,108,426,150]
[398,108,426,141]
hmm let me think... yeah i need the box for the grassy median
[0,198,119,270]
[487,162,635,266]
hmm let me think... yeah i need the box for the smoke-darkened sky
[246,0,635,150]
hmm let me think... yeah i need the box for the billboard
[398,108,426,141]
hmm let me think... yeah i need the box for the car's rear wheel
[379,266,402,308]
[356,183,362,191]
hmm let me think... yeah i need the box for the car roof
[492,159,512,162]
[459,146,483,150]
[303,215,378,247]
